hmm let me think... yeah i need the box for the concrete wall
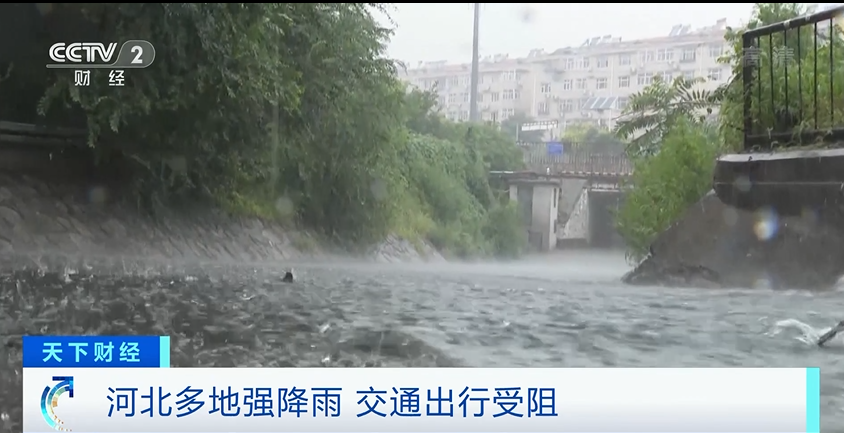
[509,178,623,251]
[560,189,590,243]
[0,141,445,267]
[557,179,587,224]
[509,182,561,252]
[529,184,559,251]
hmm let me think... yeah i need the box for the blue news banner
[21,335,821,433]
[22,335,170,368]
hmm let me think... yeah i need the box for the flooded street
[1,250,843,431]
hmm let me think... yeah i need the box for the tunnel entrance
[587,189,624,248]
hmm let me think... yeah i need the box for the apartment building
[400,19,731,134]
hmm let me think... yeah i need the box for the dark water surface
[1,250,843,431]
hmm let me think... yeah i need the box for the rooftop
[404,18,729,74]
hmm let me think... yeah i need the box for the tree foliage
[615,119,718,260]
[561,124,626,154]
[398,89,527,257]
[612,2,843,260]
[615,76,719,156]
[499,111,544,143]
[9,3,526,256]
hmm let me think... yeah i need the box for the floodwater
[1,250,843,431]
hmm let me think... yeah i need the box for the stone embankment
[0,174,443,268]
[623,191,844,290]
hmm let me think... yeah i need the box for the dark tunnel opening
[587,189,625,249]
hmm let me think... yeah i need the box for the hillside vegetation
[10,4,527,257]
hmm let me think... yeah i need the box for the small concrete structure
[493,170,627,251]
[508,179,561,251]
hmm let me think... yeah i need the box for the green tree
[499,111,544,143]
[614,76,719,156]
[3,4,530,257]
[33,3,407,245]
[613,2,844,260]
[562,124,626,154]
[397,88,527,257]
[615,119,718,260]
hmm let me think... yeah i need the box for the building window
[503,89,515,100]
[501,108,515,119]
[681,47,696,62]
[596,77,608,89]
[448,93,457,104]
[596,57,609,68]
[617,97,629,110]
[460,110,469,121]
[490,92,500,102]
[683,71,695,81]
[462,92,469,103]
[565,58,575,70]
[538,102,550,115]
[562,79,573,90]
[459,76,469,86]
[477,93,484,103]
[502,70,517,81]
[448,77,460,87]
[709,44,723,58]
[448,111,458,120]
[618,54,632,66]
[637,74,653,86]
[485,74,498,83]
[661,72,673,82]
[561,99,575,112]
[540,83,552,94]
[618,76,630,88]
[640,50,654,63]
[577,57,590,69]
[707,68,722,81]
[490,111,499,122]
[575,78,587,89]
[657,48,674,62]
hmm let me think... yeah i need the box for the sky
[380,3,764,65]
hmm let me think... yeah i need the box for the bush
[395,110,526,257]
[615,119,718,261]
[3,4,527,257]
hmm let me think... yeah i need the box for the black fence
[0,120,86,148]
[742,5,844,150]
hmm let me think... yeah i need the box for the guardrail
[520,143,633,177]
[0,120,87,147]
[741,5,844,150]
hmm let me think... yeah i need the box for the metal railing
[520,143,632,177]
[742,5,844,150]
[0,120,86,147]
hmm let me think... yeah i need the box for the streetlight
[469,3,480,122]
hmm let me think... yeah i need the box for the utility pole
[469,2,481,122]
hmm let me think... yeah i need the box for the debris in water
[282,269,295,283]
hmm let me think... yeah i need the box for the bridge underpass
[491,148,631,251]
[558,187,625,248]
